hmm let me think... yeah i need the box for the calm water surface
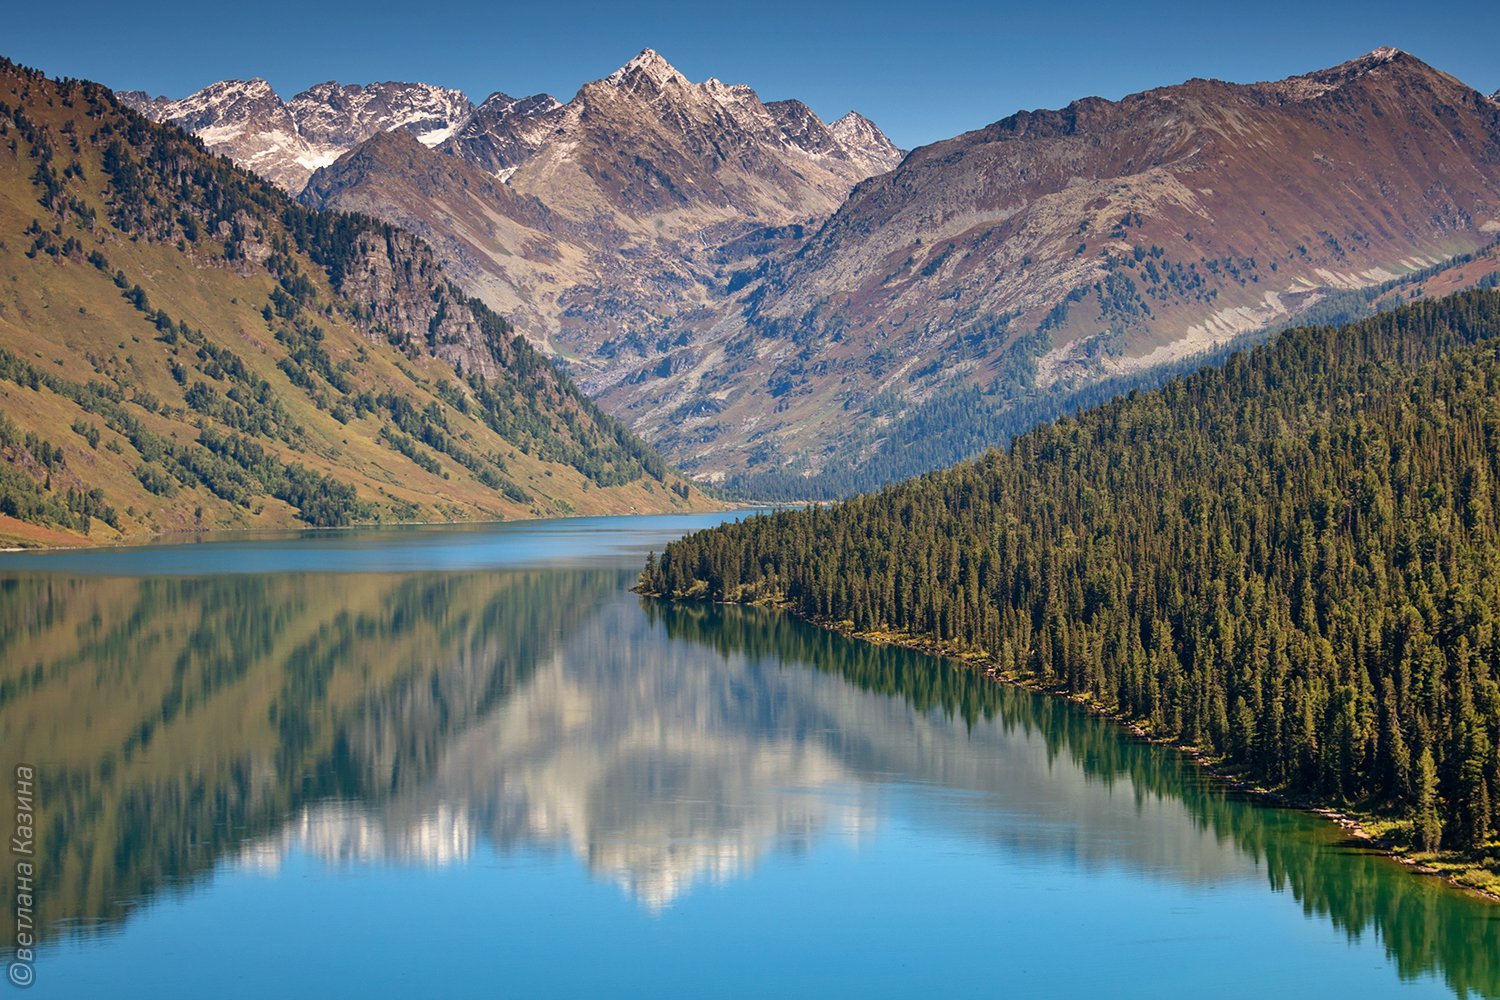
[0,512,1496,998]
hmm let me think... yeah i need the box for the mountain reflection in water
[1,562,1496,997]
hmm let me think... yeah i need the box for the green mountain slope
[645,288,1500,884]
[0,59,707,547]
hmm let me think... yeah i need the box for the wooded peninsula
[643,288,1500,891]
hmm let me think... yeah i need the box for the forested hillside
[0,59,704,546]
[644,289,1500,863]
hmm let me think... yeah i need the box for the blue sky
[7,0,1497,149]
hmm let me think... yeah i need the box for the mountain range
[90,49,1500,495]
[660,47,1500,488]
[120,52,907,428]
[120,79,474,192]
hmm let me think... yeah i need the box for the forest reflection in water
[0,563,1496,997]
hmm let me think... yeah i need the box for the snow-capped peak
[606,49,687,89]
[125,76,475,194]
[1267,46,1425,103]
[830,111,875,135]
[160,79,292,136]
[170,78,280,114]
[829,112,903,172]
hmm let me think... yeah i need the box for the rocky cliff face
[300,130,583,351]
[441,91,564,178]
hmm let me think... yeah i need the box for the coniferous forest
[643,288,1500,856]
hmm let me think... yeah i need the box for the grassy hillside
[645,288,1500,889]
[0,59,710,547]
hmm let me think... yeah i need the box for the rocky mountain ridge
[120,79,473,192]
[125,51,904,375]
[122,50,902,208]
[298,50,903,360]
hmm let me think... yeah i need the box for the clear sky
[6,0,1496,150]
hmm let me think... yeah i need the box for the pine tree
[1415,749,1443,853]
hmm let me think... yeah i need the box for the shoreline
[657,590,1500,906]
[0,498,736,556]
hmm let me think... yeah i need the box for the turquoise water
[0,513,1496,998]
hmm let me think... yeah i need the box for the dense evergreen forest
[644,288,1500,855]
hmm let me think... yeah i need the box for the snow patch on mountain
[605,49,687,90]
[829,112,904,173]
[127,78,473,193]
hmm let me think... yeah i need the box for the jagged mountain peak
[473,91,561,116]
[1309,44,1426,82]
[605,48,688,90]
[830,110,874,129]
[1360,45,1408,65]
[765,98,836,154]
[116,89,172,118]
[292,79,470,106]
[829,111,904,172]
[287,80,474,148]
[192,77,279,102]
[171,78,283,115]
[830,111,898,145]
[703,78,760,106]
[1263,45,1447,101]
[436,49,903,217]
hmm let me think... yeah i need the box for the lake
[1,512,1496,998]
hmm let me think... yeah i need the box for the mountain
[128,51,902,386]
[0,58,705,547]
[596,48,1500,488]
[301,49,901,370]
[829,111,904,175]
[120,78,472,193]
[299,129,589,350]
